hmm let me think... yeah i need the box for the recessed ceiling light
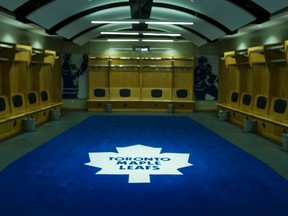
[101,32,139,35]
[92,21,140,24]
[143,33,181,37]
[107,39,139,42]
[142,39,174,42]
[145,21,193,25]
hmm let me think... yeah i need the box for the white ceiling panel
[147,25,208,47]
[27,0,123,29]
[251,0,288,13]
[151,7,226,41]
[154,0,256,31]
[73,23,207,47]
[0,0,28,11]
[1,0,288,46]
[73,23,133,45]
[57,6,131,39]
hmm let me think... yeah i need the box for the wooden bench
[217,96,288,143]
[87,87,194,112]
[0,92,61,140]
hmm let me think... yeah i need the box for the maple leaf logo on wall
[85,144,193,183]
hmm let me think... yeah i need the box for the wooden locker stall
[87,53,195,112]
[243,42,288,142]
[261,42,288,141]
[0,43,31,139]
[171,55,194,111]
[0,42,15,119]
[87,54,110,111]
[246,46,270,117]
[141,55,172,111]
[9,44,32,114]
[109,55,140,110]
[0,42,16,139]
[236,49,253,112]
[27,53,41,111]
[51,56,62,105]
[0,43,61,140]
[38,49,54,106]
[218,50,253,125]
[224,51,240,108]
[217,41,288,144]
[1,44,31,139]
[217,58,228,105]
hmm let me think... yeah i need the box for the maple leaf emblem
[85,144,192,183]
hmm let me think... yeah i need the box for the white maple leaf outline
[85,144,193,183]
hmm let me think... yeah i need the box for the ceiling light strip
[106,39,174,42]
[92,21,140,24]
[92,21,192,25]
[101,32,139,35]
[142,39,174,42]
[107,39,139,42]
[145,21,193,25]
[143,33,181,36]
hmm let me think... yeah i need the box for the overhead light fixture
[101,32,139,35]
[134,46,150,52]
[107,39,139,42]
[142,39,174,42]
[145,21,193,25]
[143,33,181,37]
[0,43,14,49]
[91,21,140,24]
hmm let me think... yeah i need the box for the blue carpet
[0,116,288,216]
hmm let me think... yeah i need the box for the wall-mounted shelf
[248,46,265,66]
[264,43,286,63]
[173,66,194,69]
[218,40,288,145]
[0,41,61,140]
[31,48,45,63]
[142,65,171,68]
[235,49,249,65]
[110,64,140,68]
[14,44,32,64]
[88,53,194,112]
[0,42,16,61]
[224,51,236,67]
[89,64,109,68]
[43,50,56,66]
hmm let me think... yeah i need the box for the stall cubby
[87,53,194,112]
[217,41,288,144]
[0,42,61,140]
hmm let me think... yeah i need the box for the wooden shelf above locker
[172,55,194,68]
[235,49,249,65]
[285,40,288,64]
[110,55,140,68]
[89,55,111,68]
[248,46,265,66]
[264,42,286,63]
[141,55,172,68]
[224,51,236,67]
[0,42,16,61]
[43,50,56,66]
[0,42,32,64]
[30,49,56,66]
[31,48,45,64]
[14,44,32,65]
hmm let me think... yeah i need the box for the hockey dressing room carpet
[0,116,288,216]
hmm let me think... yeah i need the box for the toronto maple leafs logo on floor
[85,144,193,183]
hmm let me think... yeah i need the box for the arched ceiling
[0,0,288,46]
